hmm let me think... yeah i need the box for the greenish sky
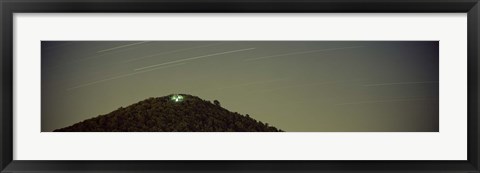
[41,41,439,132]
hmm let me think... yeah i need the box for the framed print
[1,0,479,172]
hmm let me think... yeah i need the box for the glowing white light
[171,94,184,102]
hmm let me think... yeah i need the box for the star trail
[41,41,439,132]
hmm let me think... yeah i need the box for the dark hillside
[54,94,283,132]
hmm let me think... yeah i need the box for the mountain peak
[53,94,283,132]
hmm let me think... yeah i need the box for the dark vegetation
[54,94,283,132]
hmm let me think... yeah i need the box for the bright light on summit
[171,94,184,102]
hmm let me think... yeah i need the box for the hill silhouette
[53,94,283,132]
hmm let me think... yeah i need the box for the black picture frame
[1,0,479,172]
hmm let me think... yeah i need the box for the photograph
[41,41,439,132]
[4,0,478,172]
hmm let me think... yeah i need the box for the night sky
[41,41,439,132]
